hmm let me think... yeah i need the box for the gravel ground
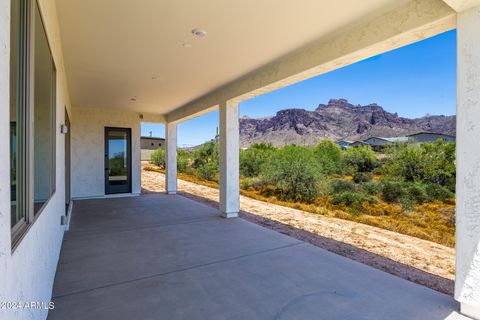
[141,168,455,295]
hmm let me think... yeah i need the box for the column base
[220,212,238,218]
[166,191,177,195]
[462,303,480,319]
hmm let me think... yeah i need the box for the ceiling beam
[442,0,480,12]
[167,0,455,124]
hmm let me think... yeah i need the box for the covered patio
[3,0,480,319]
[48,194,460,320]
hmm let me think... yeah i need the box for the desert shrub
[240,176,267,190]
[191,141,219,181]
[343,146,377,173]
[177,149,192,173]
[421,141,456,191]
[383,141,456,191]
[382,145,425,182]
[404,183,428,204]
[380,180,405,203]
[240,143,275,177]
[425,183,454,202]
[196,161,218,181]
[331,191,376,207]
[313,140,344,175]
[359,181,381,194]
[261,145,322,203]
[327,179,356,194]
[352,172,372,183]
[150,148,165,168]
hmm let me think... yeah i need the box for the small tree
[150,148,165,168]
[240,143,275,177]
[177,149,192,174]
[344,146,377,173]
[192,141,219,181]
[313,139,343,175]
[261,145,322,203]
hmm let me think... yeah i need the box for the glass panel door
[105,127,131,194]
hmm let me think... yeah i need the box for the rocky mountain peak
[239,99,456,147]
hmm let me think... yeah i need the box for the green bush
[327,179,356,194]
[196,161,218,181]
[313,140,344,175]
[331,191,376,207]
[240,177,267,190]
[352,172,372,183]
[382,141,455,191]
[404,183,428,204]
[344,146,377,173]
[380,180,405,203]
[191,141,219,181]
[359,181,381,194]
[240,143,274,177]
[261,145,322,203]
[425,183,454,202]
[177,149,192,173]
[150,148,165,168]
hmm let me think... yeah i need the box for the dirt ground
[141,167,455,295]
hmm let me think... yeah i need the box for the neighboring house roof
[406,132,456,138]
[350,140,369,145]
[141,136,165,141]
[363,136,408,144]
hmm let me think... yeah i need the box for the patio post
[219,100,240,218]
[456,4,480,319]
[165,122,177,194]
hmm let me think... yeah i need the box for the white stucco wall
[456,4,480,318]
[0,0,71,319]
[71,107,141,199]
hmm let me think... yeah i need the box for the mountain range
[239,99,456,147]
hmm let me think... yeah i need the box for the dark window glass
[10,0,25,229]
[33,1,55,215]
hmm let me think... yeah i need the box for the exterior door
[105,127,131,194]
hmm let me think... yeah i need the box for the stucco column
[456,5,480,319]
[165,122,177,194]
[219,101,239,218]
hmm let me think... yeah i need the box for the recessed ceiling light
[191,28,206,38]
[182,43,192,48]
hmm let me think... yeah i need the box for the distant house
[407,132,455,143]
[141,136,165,150]
[349,140,369,147]
[362,136,407,151]
[141,136,165,161]
[335,139,353,149]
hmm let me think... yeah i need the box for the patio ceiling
[55,0,409,115]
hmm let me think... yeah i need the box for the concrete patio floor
[48,193,463,320]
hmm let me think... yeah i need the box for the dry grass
[143,166,455,247]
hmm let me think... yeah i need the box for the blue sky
[141,30,456,147]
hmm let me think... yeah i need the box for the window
[10,0,26,233]
[33,1,55,214]
[10,0,56,244]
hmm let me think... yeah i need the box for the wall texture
[456,4,480,317]
[0,0,71,319]
[71,107,141,199]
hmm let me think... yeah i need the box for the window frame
[11,0,57,249]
